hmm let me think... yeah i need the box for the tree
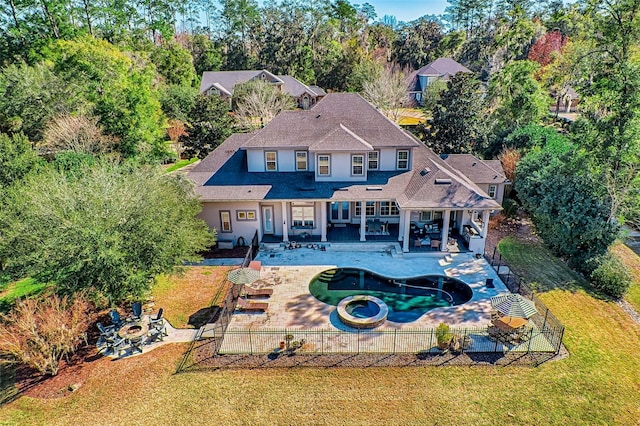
[488,60,550,135]
[151,40,197,87]
[362,65,408,122]
[516,140,618,271]
[392,18,444,69]
[180,94,235,159]
[528,30,567,66]
[571,0,640,223]
[0,161,214,303]
[0,132,41,189]
[423,73,487,154]
[40,114,116,155]
[420,79,448,113]
[233,80,296,131]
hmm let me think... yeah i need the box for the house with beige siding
[188,93,503,254]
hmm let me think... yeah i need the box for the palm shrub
[0,294,92,376]
[590,253,632,299]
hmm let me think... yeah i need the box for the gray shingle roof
[442,154,508,184]
[416,58,471,77]
[242,93,421,149]
[188,93,500,210]
[199,70,324,99]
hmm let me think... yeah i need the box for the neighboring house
[551,85,579,113]
[441,154,510,206]
[188,93,501,255]
[199,70,326,110]
[408,58,472,106]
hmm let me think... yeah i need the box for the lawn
[165,157,198,173]
[0,278,50,313]
[0,239,639,425]
[151,266,234,328]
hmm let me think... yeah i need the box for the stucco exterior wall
[199,201,261,247]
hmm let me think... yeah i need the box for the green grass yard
[0,278,50,313]
[0,238,639,424]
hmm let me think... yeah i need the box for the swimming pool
[309,267,473,323]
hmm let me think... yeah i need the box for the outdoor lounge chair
[131,302,143,320]
[236,297,269,311]
[97,321,117,338]
[149,308,168,340]
[98,333,127,356]
[109,309,123,327]
[241,285,273,298]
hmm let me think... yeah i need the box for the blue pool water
[309,267,473,323]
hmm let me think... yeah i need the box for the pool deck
[228,246,509,332]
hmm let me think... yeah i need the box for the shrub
[589,254,632,299]
[502,198,519,218]
[0,294,92,376]
[435,323,453,349]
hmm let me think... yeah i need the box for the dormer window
[397,150,409,170]
[318,154,330,176]
[296,151,308,171]
[265,151,277,171]
[351,155,364,176]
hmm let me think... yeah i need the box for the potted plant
[435,323,453,350]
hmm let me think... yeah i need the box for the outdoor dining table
[493,316,527,331]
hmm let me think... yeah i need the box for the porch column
[360,203,366,241]
[320,201,327,242]
[398,206,405,242]
[281,201,289,242]
[481,210,490,238]
[402,209,411,252]
[440,209,451,251]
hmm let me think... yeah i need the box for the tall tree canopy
[0,161,213,303]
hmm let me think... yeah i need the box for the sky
[364,0,449,22]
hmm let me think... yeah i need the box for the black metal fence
[217,324,557,356]
[485,247,565,352]
[241,231,260,268]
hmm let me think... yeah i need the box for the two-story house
[199,69,326,110]
[188,93,502,254]
[408,57,472,106]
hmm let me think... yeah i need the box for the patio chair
[241,285,274,298]
[131,302,143,320]
[97,321,117,338]
[109,309,123,327]
[149,308,168,340]
[236,297,269,311]
[130,335,148,353]
[98,333,128,356]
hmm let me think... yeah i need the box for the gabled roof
[442,154,508,184]
[416,58,471,77]
[309,124,373,151]
[242,93,421,149]
[199,70,325,99]
[187,93,500,210]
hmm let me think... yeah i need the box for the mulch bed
[199,246,248,259]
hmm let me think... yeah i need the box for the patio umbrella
[490,294,538,319]
[227,267,260,285]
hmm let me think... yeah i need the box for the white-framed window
[265,151,277,171]
[420,211,432,222]
[368,151,379,170]
[296,151,307,171]
[488,185,497,198]
[397,150,409,170]
[380,201,399,216]
[220,210,232,232]
[318,154,330,176]
[352,155,364,176]
[236,210,256,221]
[356,201,375,216]
[291,203,314,227]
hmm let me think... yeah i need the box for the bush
[590,254,632,299]
[502,198,519,218]
[0,294,92,376]
[435,323,453,349]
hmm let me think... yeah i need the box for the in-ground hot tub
[337,295,389,328]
